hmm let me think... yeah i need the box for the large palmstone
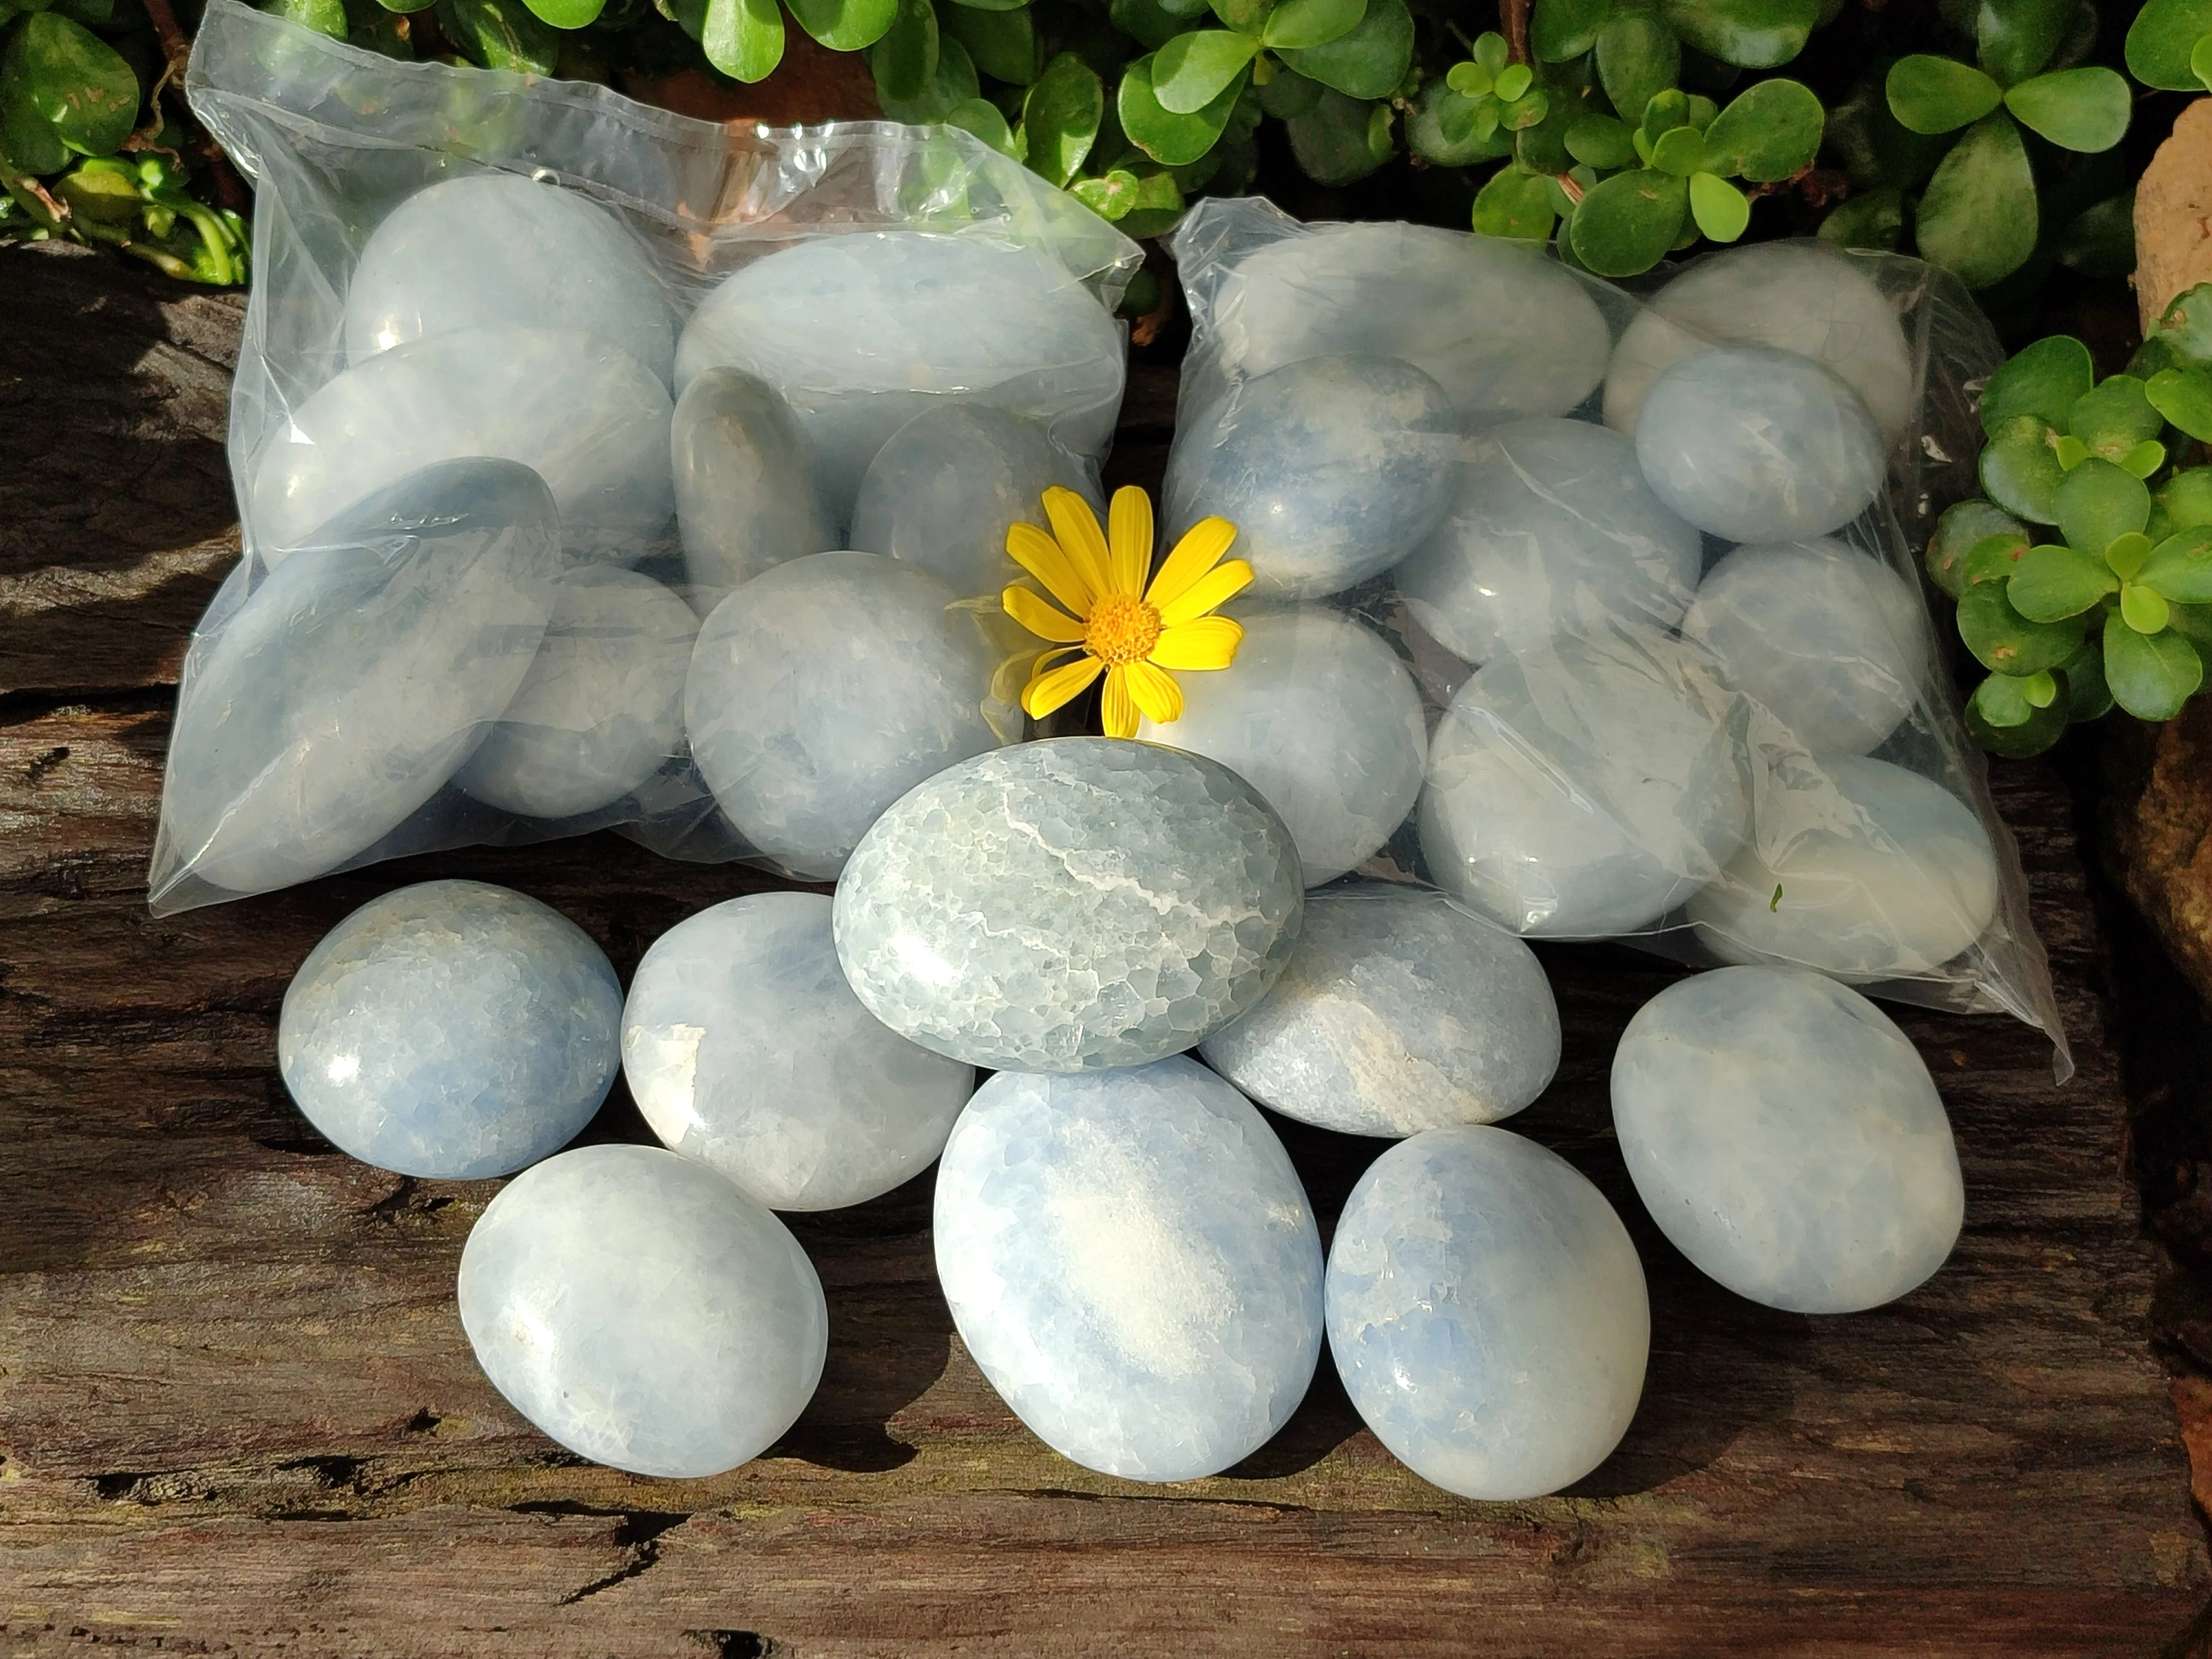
[671,368,834,609]
[834,738,1305,1072]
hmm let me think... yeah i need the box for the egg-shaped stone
[1395,417,1704,667]
[834,738,1305,1072]
[685,551,1002,881]
[1686,755,2001,981]
[672,367,834,609]
[1634,344,1885,544]
[1326,1124,1649,1500]
[1164,354,1460,600]
[933,1057,1325,1481]
[1136,607,1425,886]
[457,1143,827,1478]
[1199,885,1559,1136]
[278,880,620,1177]
[343,173,674,384]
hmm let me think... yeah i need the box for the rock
[457,1144,827,1478]
[931,1056,1324,1481]
[671,368,834,610]
[2134,97,2212,336]
[278,880,620,1178]
[834,738,1305,1072]
[2106,696,2212,1008]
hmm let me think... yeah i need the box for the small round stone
[1136,607,1425,885]
[1420,632,1749,937]
[1634,345,1886,544]
[1395,418,1703,667]
[278,880,620,1178]
[933,1057,1324,1482]
[1199,885,1560,1136]
[834,738,1305,1073]
[1165,354,1460,600]
[685,551,1002,880]
[1687,755,2001,981]
[622,893,975,1211]
[1681,539,1928,756]
[453,566,697,821]
[1610,966,1964,1313]
[458,1144,827,1478]
[1326,1125,1649,1501]
[344,174,674,384]
[672,368,834,609]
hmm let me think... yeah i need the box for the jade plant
[2127,0,2212,92]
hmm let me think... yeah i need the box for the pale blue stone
[834,738,1305,1073]
[1634,344,1886,544]
[1395,418,1703,667]
[1165,354,1460,600]
[278,879,620,1178]
[1610,966,1964,1313]
[622,892,976,1211]
[458,1143,827,1478]
[1135,607,1425,885]
[684,551,1003,880]
[672,368,834,609]
[1326,1124,1649,1500]
[932,1057,1324,1481]
[343,174,674,384]
[1199,885,1559,1136]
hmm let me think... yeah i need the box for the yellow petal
[1043,486,1113,597]
[1006,521,1096,617]
[1022,651,1104,719]
[1001,584,1087,643]
[1123,658,1184,724]
[1157,558,1254,627]
[1150,615,1244,671]
[1107,486,1154,598]
[1146,516,1238,611]
[1099,664,1139,739]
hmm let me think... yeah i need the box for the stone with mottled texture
[672,368,834,609]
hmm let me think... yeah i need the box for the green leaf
[1276,0,1410,98]
[2108,530,2154,580]
[1071,167,1139,217]
[2062,640,2115,721]
[1446,60,1495,97]
[437,0,558,71]
[1914,111,2038,289]
[1117,168,1187,237]
[2126,0,2212,90]
[1958,580,2089,674]
[1595,11,1677,128]
[1980,413,2066,523]
[1261,0,1361,48]
[1151,29,1259,112]
[1826,64,1950,190]
[2147,367,2212,443]
[2195,31,2212,90]
[2054,434,2093,471]
[1569,166,1689,276]
[787,0,897,49]
[1207,0,1270,32]
[1981,335,2093,435]
[523,0,603,27]
[877,32,975,119]
[1819,184,1905,252]
[942,1,1032,81]
[2056,457,2152,556]
[1659,0,1815,68]
[1408,80,1512,164]
[1284,86,1391,183]
[1976,0,2071,85]
[1110,0,1185,46]
[2054,191,2135,278]
[1532,0,1609,61]
[1699,76,1822,180]
[2123,441,2169,479]
[1257,61,1324,114]
[2007,541,2117,620]
[1021,53,1104,186]
[0,12,138,171]
[2069,375,2165,459]
[2001,66,2130,152]
[2163,468,2212,532]
[871,0,939,102]
[265,0,348,37]
[2155,284,2212,367]
[945,97,1019,156]
[1118,49,1243,164]
[1470,163,1559,242]
[1968,671,2069,752]
[1965,528,2035,587]
[1885,54,2002,134]
[1495,62,1534,101]
[1566,112,1637,169]
[2137,528,2212,603]
[2105,609,2204,718]
[1642,86,1692,139]
[1688,169,1750,239]
[1928,499,2027,597]
[1651,123,1707,175]
[1974,668,2039,726]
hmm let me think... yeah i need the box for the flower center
[1084,592,1162,666]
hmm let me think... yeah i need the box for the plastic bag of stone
[150,0,1138,913]
[1159,197,2066,1067]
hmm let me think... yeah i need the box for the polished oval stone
[1395,417,1703,667]
[344,174,674,384]
[458,1143,827,1478]
[672,368,834,609]
[279,879,620,1177]
[1326,1124,1649,1500]
[155,459,560,901]
[1682,539,1928,756]
[251,325,675,562]
[1199,885,1560,1136]
[685,551,1001,881]
[1135,607,1425,885]
[834,738,1305,1072]
[1604,241,1913,441]
[1420,632,1748,937]
[622,892,975,1211]
[1612,966,1963,1313]
[1165,354,1459,600]
[453,565,697,821]
[933,1057,1324,1481]
[1634,344,1886,544]
[1687,755,2001,981]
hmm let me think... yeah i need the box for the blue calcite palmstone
[622,893,975,1211]
[1326,1124,1650,1500]
[1395,417,1703,667]
[1610,966,1964,1313]
[932,1057,1324,1481]
[1135,607,1425,885]
[671,368,834,608]
[1199,885,1559,1136]
[685,551,1002,880]
[343,174,674,384]
[1164,353,1460,599]
[458,1143,827,1478]
[834,739,1305,1072]
[279,880,620,1177]
[1634,344,1886,544]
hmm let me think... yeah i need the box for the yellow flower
[1001,485,1251,740]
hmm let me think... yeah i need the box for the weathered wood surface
[1,241,2206,1657]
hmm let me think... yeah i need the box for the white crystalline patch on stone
[1610,964,1964,1313]
[278,879,620,1178]
[932,1057,1324,1481]
[672,368,834,609]
[1199,884,1560,1137]
[1325,1124,1649,1500]
[833,738,1305,1073]
[621,891,975,1211]
[457,1142,827,1478]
